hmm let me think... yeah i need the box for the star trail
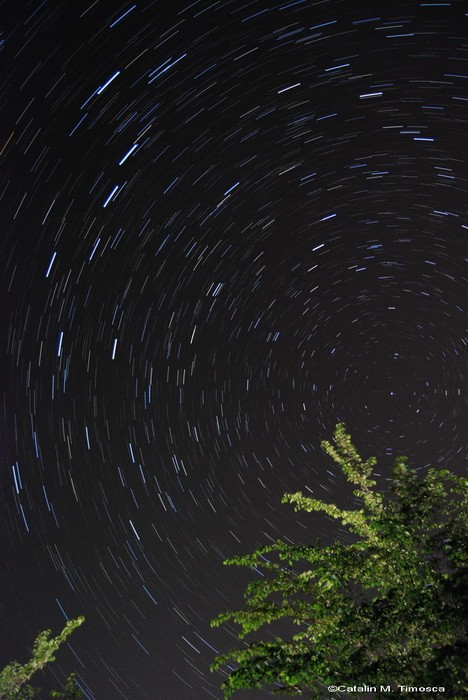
[1,0,467,697]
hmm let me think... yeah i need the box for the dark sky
[1,0,467,697]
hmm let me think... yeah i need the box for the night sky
[1,0,468,697]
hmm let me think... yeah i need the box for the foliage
[49,673,84,699]
[0,618,85,699]
[211,424,468,698]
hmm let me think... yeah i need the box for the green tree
[50,673,84,699]
[211,424,468,698]
[0,617,85,699]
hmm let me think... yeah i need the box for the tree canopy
[0,617,85,699]
[211,424,468,698]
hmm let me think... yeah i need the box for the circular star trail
[1,1,467,697]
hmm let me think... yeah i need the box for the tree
[0,617,85,699]
[50,673,84,699]
[211,424,468,698]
